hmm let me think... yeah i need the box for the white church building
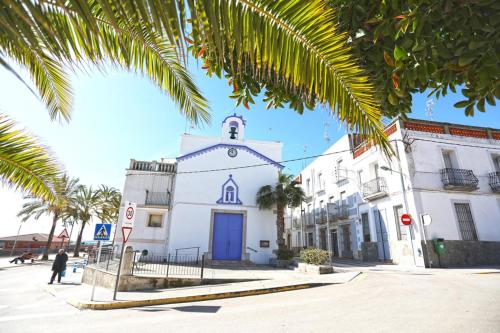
[116,115,282,264]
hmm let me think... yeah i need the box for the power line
[125,137,500,177]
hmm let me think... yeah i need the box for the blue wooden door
[212,213,243,260]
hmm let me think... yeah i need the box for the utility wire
[126,137,500,176]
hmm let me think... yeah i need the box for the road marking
[0,311,77,323]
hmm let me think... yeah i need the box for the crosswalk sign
[94,224,112,241]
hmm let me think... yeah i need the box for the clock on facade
[227,148,238,157]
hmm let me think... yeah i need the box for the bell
[229,127,238,139]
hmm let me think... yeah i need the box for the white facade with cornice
[117,115,282,264]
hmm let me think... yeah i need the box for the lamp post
[380,164,418,266]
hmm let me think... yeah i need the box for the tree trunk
[43,214,58,260]
[276,204,286,251]
[73,220,87,257]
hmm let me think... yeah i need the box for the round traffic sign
[126,206,135,220]
[401,213,412,225]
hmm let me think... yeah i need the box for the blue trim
[217,174,242,205]
[176,143,284,169]
[221,113,246,125]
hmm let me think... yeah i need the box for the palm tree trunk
[43,214,58,260]
[73,220,87,257]
[276,204,285,251]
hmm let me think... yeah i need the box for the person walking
[49,249,68,284]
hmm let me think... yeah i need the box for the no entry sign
[401,214,412,226]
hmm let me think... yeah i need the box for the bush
[300,248,329,265]
[277,249,294,260]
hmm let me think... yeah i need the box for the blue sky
[0,60,498,239]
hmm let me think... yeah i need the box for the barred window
[454,203,478,241]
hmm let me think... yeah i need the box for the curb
[67,283,316,310]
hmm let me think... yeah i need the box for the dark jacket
[52,252,68,272]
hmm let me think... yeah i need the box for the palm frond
[0,114,61,202]
[0,1,210,125]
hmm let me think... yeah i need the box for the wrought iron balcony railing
[314,209,327,224]
[362,177,388,200]
[145,191,170,207]
[488,171,500,193]
[304,213,314,226]
[440,168,479,191]
[326,203,349,222]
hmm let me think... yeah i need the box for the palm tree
[96,185,122,225]
[256,174,305,251]
[96,185,122,249]
[2,0,389,205]
[17,175,80,260]
[72,185,100,257]
[1,0,210,202]
[0,115,61,202]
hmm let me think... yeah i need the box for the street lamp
[380,165,418,266]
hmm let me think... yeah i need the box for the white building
[116,115,282,264]
[287,118,500,267]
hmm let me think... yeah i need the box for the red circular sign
[126,207,134,220]
[401,214,412,225]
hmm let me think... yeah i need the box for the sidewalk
[43,268,361,310]
[329,257,500,275]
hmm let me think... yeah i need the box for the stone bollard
[120,246,134,276]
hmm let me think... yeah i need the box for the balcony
[304,213,314,227]
[362,177,388,200]
[129,159,176,173]
[440,168,479,191]
[145,191,171,207]
[326,203,349,222]
[314,208,327,225]
[488,172,500,193]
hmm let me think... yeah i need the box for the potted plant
[298,248,333,274]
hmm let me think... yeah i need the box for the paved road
[1,262,499,332]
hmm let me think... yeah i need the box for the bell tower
[221,114,246,141]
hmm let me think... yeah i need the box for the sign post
[113,201,136,301]
[90,223,112,301]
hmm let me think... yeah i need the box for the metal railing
[145,191,170,206]
[440,168,479,190]
[362,177,388,199]
[304,213,314,226]
[132,253,205,279]
[314,208,327,224]
[327,203,349,221]
[488,171,500,192]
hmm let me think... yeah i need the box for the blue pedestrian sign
[94,224,112,241]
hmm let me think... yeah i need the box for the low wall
[422,240,500,268]
[82,267,205,291]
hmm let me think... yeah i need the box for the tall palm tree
[72,185,100,257]
[256,174,305,251]
[17,175,80,260]
[96,185,122,248]
[96,185,122,224]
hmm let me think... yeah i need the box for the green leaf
[454,100,472,108]
[394,45,407,61]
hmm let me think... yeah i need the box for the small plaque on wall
[260,240,270,248]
